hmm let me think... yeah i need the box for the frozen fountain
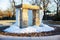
[4,0,54,33]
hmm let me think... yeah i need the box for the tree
[54,0,60,16]
[41,0,50,16]
[0,10,3,16]
[10,0,16,17]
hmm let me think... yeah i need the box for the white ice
[4,23,54,33]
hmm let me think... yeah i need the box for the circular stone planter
[0,26,60,37]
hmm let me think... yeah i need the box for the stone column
[22,9,28,28]
[33,10,40,26]
[16,9,20,27]
[32,10,36,25]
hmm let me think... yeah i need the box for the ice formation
[4,23,54,33]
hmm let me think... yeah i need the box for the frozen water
[4,23,54,33]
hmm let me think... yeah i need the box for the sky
[0,0,57,11]
[47,2,57,12]
[0,0,32,10]
[0,0,10,10]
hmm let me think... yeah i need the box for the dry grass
[0,20,16,26]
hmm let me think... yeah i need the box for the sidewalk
[0,35,60,40]
[0,20,15,31]
[43,20,60,27]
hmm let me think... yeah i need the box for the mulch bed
[0,26,60,37]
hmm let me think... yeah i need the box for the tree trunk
[13,7,15,17]
[12,0,15,17]
[43,1,46,16]
[56,3,59,16]
[44,9,46,16]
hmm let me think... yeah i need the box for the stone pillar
[32,10,36,25]
[16,9,20,27]
[33,10,40,26]
[22,9,28,28]
[20,9,22,28]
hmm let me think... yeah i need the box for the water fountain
[3,0,54,33]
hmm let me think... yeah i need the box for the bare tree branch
[54,0,57,4]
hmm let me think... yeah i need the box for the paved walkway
[0,20,15,31]
[43,20,60,27]
[0,35,60,40]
